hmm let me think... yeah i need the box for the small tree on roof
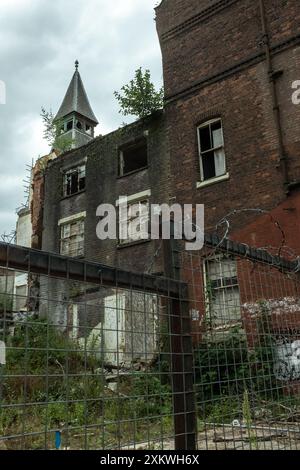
[41,107,74,154]
[114,67,164,119]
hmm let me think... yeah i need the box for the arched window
[66,120,73,131]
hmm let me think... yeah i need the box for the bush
[0,293,13,313]
[131,373,172,418]
[194,326,278,405]
[6,318,85,372]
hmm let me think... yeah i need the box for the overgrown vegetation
[193,298,287,427]
[0,318,173,450]
[41,108,74,154]
[0,293,13,313]
[114,68,164,119]
[2,304,298,449]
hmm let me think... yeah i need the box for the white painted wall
[16,209,31,248]
[104,293,126,365]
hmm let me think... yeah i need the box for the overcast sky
[0,0,162,237]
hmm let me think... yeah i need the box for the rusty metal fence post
[163,230,197,450]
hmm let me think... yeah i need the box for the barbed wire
[143,208,300,274]
[1,230,16,244]
[215,208,286,254]
[146,241,163,274]
[203,208,300,273]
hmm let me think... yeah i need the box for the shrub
[0,293,13,313]
[194,326,278,405]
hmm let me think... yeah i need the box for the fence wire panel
[2,240,300,451]
[180,241,300,450]
[0,245,192,451]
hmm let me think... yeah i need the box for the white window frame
[203,255,241,329]
[59,213,86,258]
[197,118,228,188]
[116,190,151,246]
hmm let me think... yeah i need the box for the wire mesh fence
[0,243,193,451]
[1,238,300,451]
[179,237,300,450]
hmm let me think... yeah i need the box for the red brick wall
[180,248,300,346]
[157,0,300,99]
[31,169,45,250]
[156,0,300,234]
[233,190,300,255]
[156,0,217,37]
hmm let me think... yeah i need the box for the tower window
[76,120,83,130]
[66,120,73,131]
[119,138,148,177]
[197,119,226,182]
[63,165,86,197]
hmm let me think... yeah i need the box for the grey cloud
[0,0,161,235]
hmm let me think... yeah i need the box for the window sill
[117,239,151,249]
[117,166,149,179]
[196,173,229,189]
[60,254,85,259]
[61,189,86,201]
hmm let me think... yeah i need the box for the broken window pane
[199,126,211,152]
[202,150,216,180]
[63,165,86,196]
[60,219,85,257]
[198,119,226,182]
[119,139,148,176]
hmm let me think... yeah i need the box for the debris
[0,441,7,450]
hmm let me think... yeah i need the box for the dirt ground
[120,424,300,451]
[1,423,299,451]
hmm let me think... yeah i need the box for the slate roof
[54,62,98,124]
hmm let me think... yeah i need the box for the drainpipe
[258,0,289,193]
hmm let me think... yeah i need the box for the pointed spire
[54,61,98,125]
